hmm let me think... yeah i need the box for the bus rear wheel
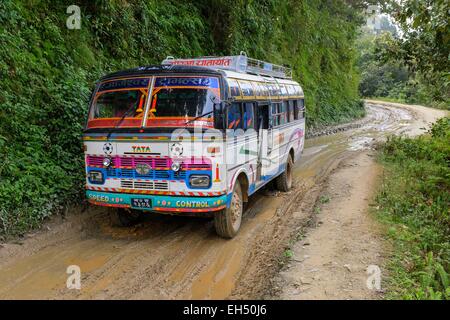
[276,154,293,192]
[214,182,243,238]
[110,208,141,227]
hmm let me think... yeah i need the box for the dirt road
[274,152,385,299]
[0,101,447,299]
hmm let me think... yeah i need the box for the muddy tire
[110,208,141,227]
[276,154,293,192]
[214,182,243,239]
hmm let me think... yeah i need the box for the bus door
[256,103,271,181]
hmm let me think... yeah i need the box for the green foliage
[284,249,294,259]
[358,32,449,109]
[376,118,450,299]
[319,195,330,204]
[0,0,366,236]
[384,0,449,77]
[373,0,450,108]
[356,34,410,100]
[200,0,366,127]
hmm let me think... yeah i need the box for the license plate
[131,198,152,208]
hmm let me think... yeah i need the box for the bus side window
[293,100,299,120]
[288,100,295,121]
[279,102,287,125]
[272,102,287,127]
[228,79,241,97]
[271,103,279,127]
[298,99,305,119]
[227,102,243,130]
[282,101,290,123]
[243,103,255,130]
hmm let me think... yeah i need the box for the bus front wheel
[110,208,141,227]
[214,182,243,238]
[276,155,293,192]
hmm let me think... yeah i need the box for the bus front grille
[86,155,211,182]
[120,179,169,190]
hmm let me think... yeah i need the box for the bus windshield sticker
[155,77,219,89]
[98,78,150,92]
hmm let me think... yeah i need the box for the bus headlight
[171,162,181,172]
[88,171,104,184]
[189,175,210,188]
[103,157,112,167]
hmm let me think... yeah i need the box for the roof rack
[161,52,292,79]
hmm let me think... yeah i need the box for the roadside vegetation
[0,0,368,236]
[357,0,449,110]
[375,118,450,299]
[359,0,449,300]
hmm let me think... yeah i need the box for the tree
[385,0,449,75]
[356,33,411,99]
[374,0,450,104]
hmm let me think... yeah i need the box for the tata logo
[132,146,151,153]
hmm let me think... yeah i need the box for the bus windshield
[86,76,220,129]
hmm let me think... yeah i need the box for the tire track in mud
[0,101,446,299]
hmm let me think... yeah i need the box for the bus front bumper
[86,190,227,213]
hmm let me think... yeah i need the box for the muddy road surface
[0,101,447,299]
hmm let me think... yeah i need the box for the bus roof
[100,65,299,85]
[99,65,223,81]
[98,63,302,92]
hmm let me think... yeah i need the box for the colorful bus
[84,54,305,238]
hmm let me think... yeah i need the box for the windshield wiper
[106,103,137,140]
[184,110,214,125]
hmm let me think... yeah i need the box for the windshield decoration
[98,78,150,92]
[155,77,219,89]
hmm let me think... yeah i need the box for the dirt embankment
[0,101,447,300]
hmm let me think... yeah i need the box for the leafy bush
[357,29,450,110]
[0,0,366,236]
[376,117,450,299]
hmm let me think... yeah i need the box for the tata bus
[84,54,305,238]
